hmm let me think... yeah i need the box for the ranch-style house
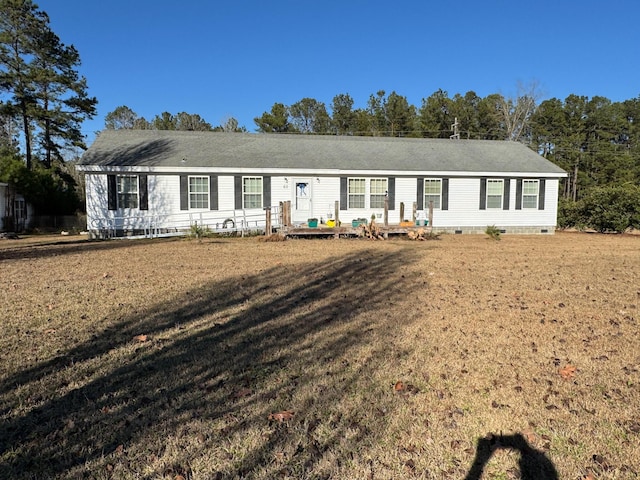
[77,130,567,238]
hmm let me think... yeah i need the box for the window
[189,176,209,209]
[243,176,262,209]
[14,198,26,218]
[348,178,365,208]
[370,178,387,208]
[522,180,539,208]
[424,178,442,209]
[117,175,138,208]
[486,179,503,209]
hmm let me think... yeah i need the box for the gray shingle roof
[79,130,567,175]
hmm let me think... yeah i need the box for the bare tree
[497,80,543,142]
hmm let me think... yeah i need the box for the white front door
[292,178,312,223]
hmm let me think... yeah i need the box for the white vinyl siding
[117,175,138,209]
[370,178,387,208]
[243,176,262,209]
[189,176,209,209]
[348,178,365,208]
[424,178,442,209]
[522,179,539,209]
[486,179,503,209]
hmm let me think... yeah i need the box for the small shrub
[188,222,212,239]
[485,225,501,240]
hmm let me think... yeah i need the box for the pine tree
[0,0,96,169]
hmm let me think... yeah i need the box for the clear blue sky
[37,0,640,147]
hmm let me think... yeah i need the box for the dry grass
[0,232,638,479]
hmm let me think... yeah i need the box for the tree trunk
[20,99,32,170]
[572,162,579,201]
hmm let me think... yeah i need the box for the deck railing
[89,205,281,239]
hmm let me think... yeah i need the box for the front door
[292,179,312,223]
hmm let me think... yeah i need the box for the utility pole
[450,117,460,140]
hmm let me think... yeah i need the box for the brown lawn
[0,232,638,479]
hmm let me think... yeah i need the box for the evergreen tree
[384,91,416,137]
[0,0,97,169]
[289,98,330,134]
[330,93,356,135]
[419,89,453,138]
[254,103,294,133]
[105,105,139,130]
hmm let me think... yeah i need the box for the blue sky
[37,0,640,147]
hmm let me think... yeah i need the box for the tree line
[104,105,246,133]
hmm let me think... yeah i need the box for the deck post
[412,202,417,222]
[334,201,340,239]
[384,197,389,227]
[265,207,271,235]
[279,201,284,227]
[400,202,405,222]
[283,200,291,226]
[428,201,434,228]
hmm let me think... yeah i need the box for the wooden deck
[281,224,432,239]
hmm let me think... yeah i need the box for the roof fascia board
[77,164,567,178]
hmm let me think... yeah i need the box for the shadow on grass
[464,433,559,480]
[0,236,194,262]
[0,247,421,478]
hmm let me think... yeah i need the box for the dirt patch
[0,232,638,479]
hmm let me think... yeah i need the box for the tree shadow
[0,247,421,478]
[82,137,175,167]
[0,236,193,261]
[464,433,559,480]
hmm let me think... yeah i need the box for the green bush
[485,225,501,240]
[188,222,212,239]
[557,196,585,230]
[579,185,640,233]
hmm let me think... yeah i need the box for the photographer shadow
[464,433,558,480]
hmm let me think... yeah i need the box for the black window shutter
[479,178,487,210]
[139,174,148,210]
[538,178,546,210]
[107,174,117,210]
[234,175,242,210]
[441,178,449,210]
[209,175,218,210]
[263,176,271,208]
[503,178,510,210]
[515,179,523,210]
[340,177,347,210]
[417,178,424,210]
[387,177,395,211]
[179,175,188,210]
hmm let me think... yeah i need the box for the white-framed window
[522,179,539,208]
[14,198,26,218]
[243,176,262,209]
[370,178,388,208]
[189,176,209,209]
[348,178,365,208]
[486,179,503,209]
[117,175,139,209]
[424,178,442,209]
